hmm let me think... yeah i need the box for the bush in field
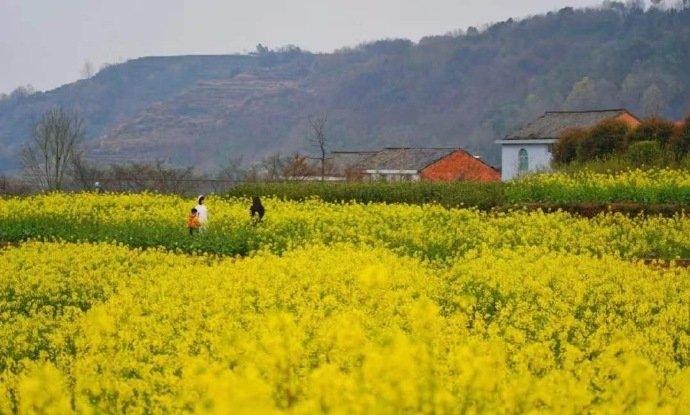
[627,140,664,167]
[626,118,675,147]
[576,119,630,161]
[668,117,690,161]
[552,128,585,165]
[554,116,690,167]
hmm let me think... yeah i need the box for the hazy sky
[1,0,604,94]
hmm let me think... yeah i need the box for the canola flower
[507,168,690,204]
[0,193,688,260]
[1,241,690,413]
[1,187,689,413]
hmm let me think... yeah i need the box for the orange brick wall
[421,150,500,182]
[615,113,642,128]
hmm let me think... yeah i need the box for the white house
[495,139,555,181]
[297,148,500,182]
[496,109,641,181]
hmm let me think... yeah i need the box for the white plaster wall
[364,173,420,182]
[501,143,554,181]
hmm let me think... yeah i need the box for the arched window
[518,148,529,174]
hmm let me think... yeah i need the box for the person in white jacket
[194,195,209,230]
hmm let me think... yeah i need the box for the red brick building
[421,149,500,182]
[356,147,500,182]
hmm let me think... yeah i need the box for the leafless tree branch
[21,107,84,191]
[308,114,328,181]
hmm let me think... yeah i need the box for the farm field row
[2,241,690,413]
[507,168,690,204]
[227,169,690,206]
[1,193,689,260]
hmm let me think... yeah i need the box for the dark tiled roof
[506,109,635,140]
[323,151,378,175]
[328,151,376,171]
[358,148,460,171]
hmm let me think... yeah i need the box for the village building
[496,109,641,181]
[326,151,378,180]
[286,151,377,182]
[356,147,500,182]
[294,147,499,182]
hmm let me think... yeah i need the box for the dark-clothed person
[250,197,265,223]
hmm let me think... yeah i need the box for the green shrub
[668,118,690,161]
[626,118,675,147]
[553,128,585,165]
[626,141,664,167]
[226,181,507,209]
[576,119,630,161]
[554,117,689,167]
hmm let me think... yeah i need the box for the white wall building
[496,109,640,181]
[494,139,556,181]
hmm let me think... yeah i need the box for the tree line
[553,115,690,167]
[3,107,334,195]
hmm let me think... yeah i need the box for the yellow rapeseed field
[1,191,689,413]
[1,193,689,259]
[507,168,690,204]
[0,241,689,414]
[514,168,690,190]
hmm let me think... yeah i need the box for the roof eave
[364,169,420,175]
[496,138,558,144]
[417,148,462,171]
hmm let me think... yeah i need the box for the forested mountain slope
[1,5,689,171]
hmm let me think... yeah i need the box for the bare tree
[150,160,195,193]
[308,114,329,181]
[282,152,314,179]
[9,85,35,100]
[216,155,246,182]
[81,60,95,79]
[624,0,645,9]
[22,107,84,190]
[106,161,195,193]
[244,165,261,182]
[649,0,689,8]
[70,151,103,190]
[0,175,33,196]
[261,152,285,181]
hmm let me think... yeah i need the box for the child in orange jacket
[187,208,201,235]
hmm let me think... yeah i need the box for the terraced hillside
[2,6,690,171]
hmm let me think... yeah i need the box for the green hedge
[226,174,690,207]
[226,182,507,209]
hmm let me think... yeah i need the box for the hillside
[2,5,690,172]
